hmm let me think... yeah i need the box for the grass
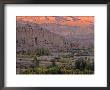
[16,51,94,74]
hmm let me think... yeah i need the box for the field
[16,48,94,74]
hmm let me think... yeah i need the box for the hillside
[16,20,69,53]
[16,16,94,53]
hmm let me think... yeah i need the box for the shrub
[35,48,50,56]
[75,58,87,70]
[47,66,61,74]
[86,62,94,71]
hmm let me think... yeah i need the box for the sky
[16,16,94,26]
[16,16,94,35]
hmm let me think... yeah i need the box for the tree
[36,48,50,56]
[33,55,39,67]
[75,58,86,70]
[87,62,94,71]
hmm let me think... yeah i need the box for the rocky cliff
[16,20,70,53]
[16,16,94,53]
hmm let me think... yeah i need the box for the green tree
[33,55,39,67]
[36,48,50,56]
[75,58,86,70]
[86,62,94,71]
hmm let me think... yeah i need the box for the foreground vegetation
[20,62,94,74]
[17,48,94,74]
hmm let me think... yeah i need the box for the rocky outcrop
[16,20,70,52]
